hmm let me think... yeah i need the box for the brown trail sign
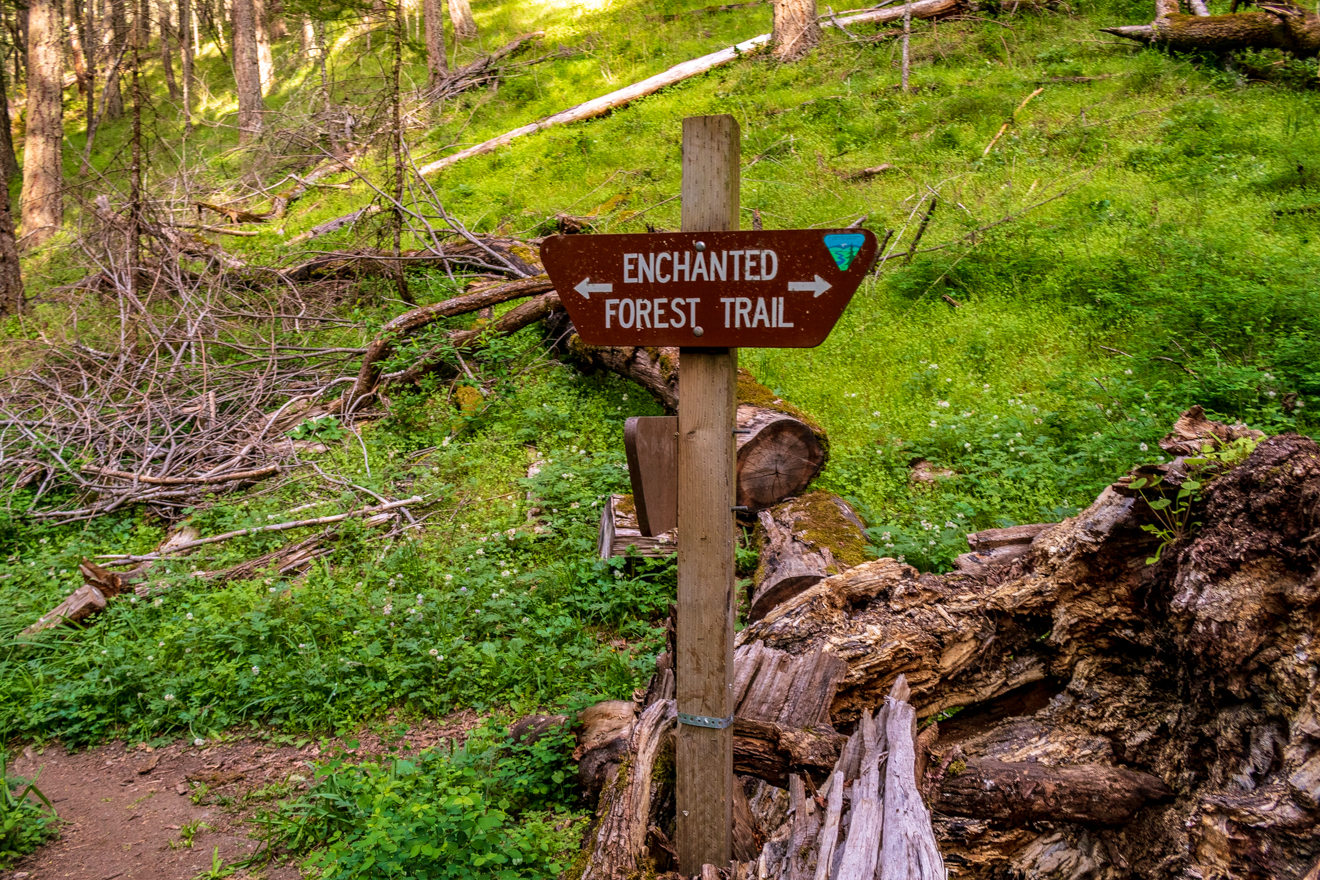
[542,115,870,875]
[541,229,878,348]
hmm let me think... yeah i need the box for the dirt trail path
[9,713,479,880]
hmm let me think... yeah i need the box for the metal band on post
[678,713,735,730]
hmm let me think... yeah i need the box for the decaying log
[1159,402,1265,456]
[732,642,848,728]
[952,523,1049,575]
[733,717,847,785]
[739,416,1320,878]
[936,758,1174,825]
[879,681,944,880]
[1103,1,1320,56]
[24,585,107,634]
[598,494,677,560]
[751,493,868,621]
[579,699,676,880]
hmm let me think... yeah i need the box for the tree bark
[423,0,446,86]
[252,0,272,92]
[772,0,820,61]
[230,0,266,140]
[446,0,475,40]
[751,493,867,621]
[1103,4,1320,56]
[65,0,88,96]
[0,192,23,316]
[0,45,21,187]
[158,0,179,100]
[21,0,64,248]
[106,0,126,118]
[936,758,1175,825]
[179,0,194,127]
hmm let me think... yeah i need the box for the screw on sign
[540,229,879,348]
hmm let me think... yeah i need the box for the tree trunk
[106,0,125,118]
[750,493,867,621]
[1103,5,1320,56]
[298,13,312,57]
[179,0,193,127]
[0,191,23,316]
[158,0,179,99]
[422,0,445,86]
[252,0,272,92]
[21,0,64,248]
[0,47,21,187]
[65,0,88,95]
[772,0,820,61]
[936,758,1175,825]
[230,0,265,140]
[446,0,475,40]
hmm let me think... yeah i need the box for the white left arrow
[574,278,613,299]
[788,275,832,298]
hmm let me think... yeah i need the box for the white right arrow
[574,277,613,299]
[788,275,832,298]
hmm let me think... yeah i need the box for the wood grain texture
[597,493,677,560]
[879,686,946,880]
[676,114,740,875]
[625,416,679,536]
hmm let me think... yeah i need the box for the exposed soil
[9,711,483,880]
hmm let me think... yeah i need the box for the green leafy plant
[1130,472,1202,565]
[0,751,58,867]
[194,846,236,879]
[289,416,347,443]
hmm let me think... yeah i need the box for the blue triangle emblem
[823,233,865,271]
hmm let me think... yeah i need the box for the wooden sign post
[674,114,740,874]
[540,115,878,876]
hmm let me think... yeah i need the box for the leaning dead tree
[571,410,1320,878]
[1104,0,1320,55]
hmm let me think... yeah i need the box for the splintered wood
[749,676,945,880]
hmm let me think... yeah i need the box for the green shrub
[0,751,57,866]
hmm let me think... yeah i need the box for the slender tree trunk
[106,0,125,118]
[390,0,411,305]
[298,13,313,58]
[66,0,88,95]
[158,0,179,99]
[252,0,272,93]
[0,192,22,316]
[179,0,193,128]
[0,46,21,186]
[422,0,445,85]
[772,0,820,61]
[901,0,911,91]
[231,0,265,140]
[16,6,28,59]
[78,0,96,157]
[446,0,475,41]
[130,0,143,298]
[268,0,285,37]
[21,0,64,248]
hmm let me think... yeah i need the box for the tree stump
[735,404,827,513]
[750,493,868,621]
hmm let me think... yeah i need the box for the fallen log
[750,493,868,621]
[936,758,1175,826]
[1103,1,1320,56]
[342,274,552,410]
[307,0,970,237]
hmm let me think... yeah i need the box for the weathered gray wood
[675,113,740,875]
[784,773,823,880]
[751,493,867,621]
[732,642,847,729]
[598,493,676,559]
[834,708,887,880]
[879,676,945,880]
[965,523,1050,551]
[625,415,680,536]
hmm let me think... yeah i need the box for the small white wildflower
[147,655,154,661]
[186,613,193,620]
[164,694,174,701]
[570,502,580,509]
[102,650,108,655]
[937,400,950,408]
[929,540,936,546]
[964,442,972,449]
[252,666,260,675]
[475,549,484,555]
[1267,390,1277,398]
[383,604,392,615]
[929,420,938,428]
[873,411,882,417]
[442,437,451,447]
[502,570,512,577]
[1124,369,1133,375]
[929,363,939,370]
[522,617,530,625]
[298,643,306,649]
[1140,443,1149,451]
[429,648,439,656]
[622,394,629,401]
[194,738,205,747]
